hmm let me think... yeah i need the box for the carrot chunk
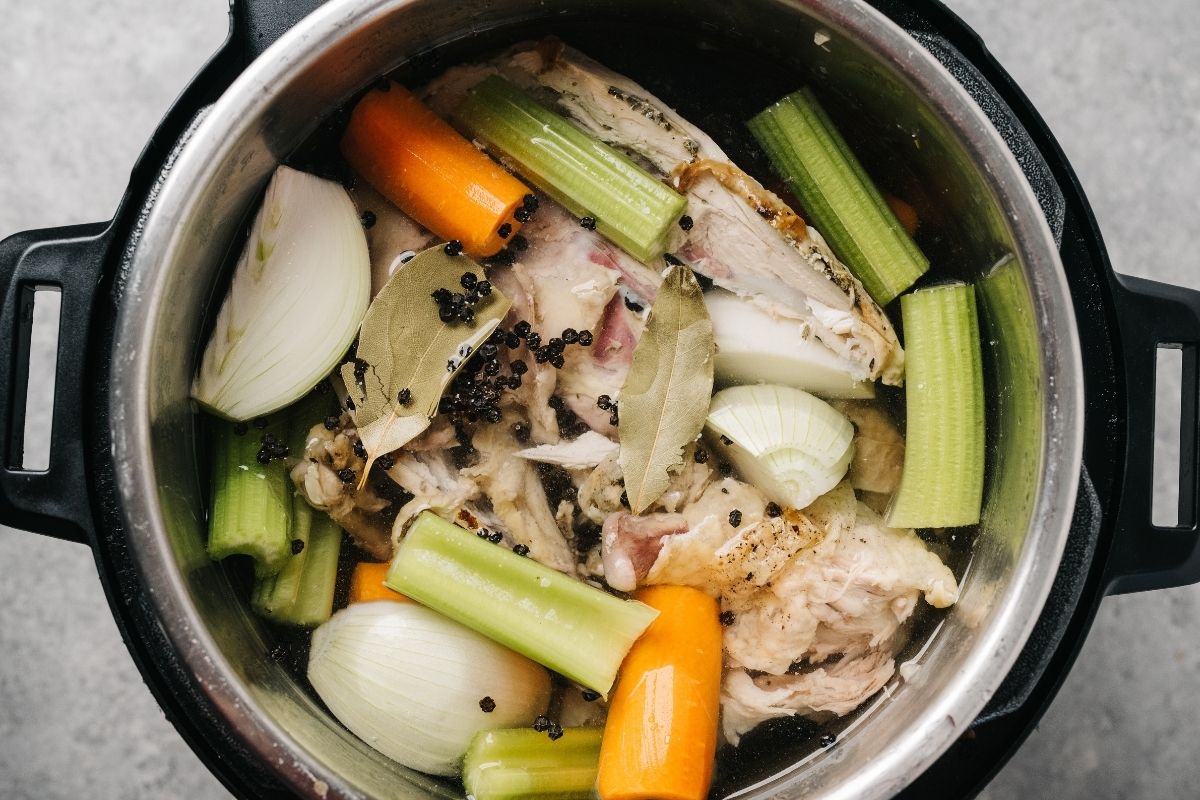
[348,561,410,604]
[341,82,531,258]
[596,585,722,800]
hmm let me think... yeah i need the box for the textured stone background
[1,1,1197,798]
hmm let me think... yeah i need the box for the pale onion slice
[706,384,854,510]
[705,289,874,399]
[192,165,370,420]
[308,601,551,776]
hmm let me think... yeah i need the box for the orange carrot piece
[596,585,722,800]
[341,82,530,258]
[348,561,410,604]
[885,193,920,236]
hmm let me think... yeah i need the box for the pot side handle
[0,222,110,544]
[1106,274,1200,594]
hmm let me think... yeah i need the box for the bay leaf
[618,264,715,513]
[341,245,511,483]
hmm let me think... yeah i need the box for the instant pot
[2,0,1198,798]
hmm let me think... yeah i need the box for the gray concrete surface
[1,1,1197,798]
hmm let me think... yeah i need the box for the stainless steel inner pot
[107,0,1085,797]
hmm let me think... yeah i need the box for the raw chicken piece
[465,414,577,573]
[515,431,619,470]
[488,263,560,443]
[601,511,690,592]
[577,453,627,525]
[348,181,436,298]
[384,448,483,549]
[557,292,647,437]
[722,497,957,674]
[424,41,903,385]
[833,400,905,495]
[514,203,624,341]
[290,421,395,560]
[721,650,895,744]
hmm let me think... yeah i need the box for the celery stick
[463,727,601,800]
[207,415,292,577]
[455,76,687,263]
[253,386,345,625]
[386,512,658,695]
[886,283,984,528]
[748,88,928,305]
[252,494,312,616]
[272,510,342,627]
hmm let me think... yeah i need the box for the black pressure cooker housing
[2,1,1198,797]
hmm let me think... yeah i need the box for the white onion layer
[307,601,552,776]
[192,165,370,420]
[706,384,854,510]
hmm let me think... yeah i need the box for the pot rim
[109,0,1085,797]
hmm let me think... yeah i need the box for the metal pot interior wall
[110,0,1082,797]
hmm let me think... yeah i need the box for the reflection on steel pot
[1,0,1198,798]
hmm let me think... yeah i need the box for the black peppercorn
[577,330,593,346]
[720,610,735,626]
[460,272,478,289]
[547,722,564,741]
[352,439,367,459]
[438,306,456,323]
[291,539,305,555]
[514,207,532,223]
[444,239,464,256]
[510,360,528,375]
[729,509,743,527]
[479,696,496,713]
[678,214,694,231]
[397,388,412,405]
[525,332,541,350]
[766,501,783,518]
[378,453,395,470]
[432,287,452,304]
[514,320,531,338]
[550,354,565,369]
[694,447,709,464]
[504,331,521,349]
[497,222,512,239]
[360,210,377,228]
[522,194,539,213]
[579,215,597,230]
[488,531,503,544]
[532,715,551,732]
[337,467,356,483]
[513,544,530,557]
[476,280,492,296]
[561,328,579,344]
[596,394,612,410]
[323,415,339,430]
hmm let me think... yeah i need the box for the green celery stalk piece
[463,727,602,800]
[748,88,928,305]
[253,385,346,625]
[455,76,687,263]
[386,512,658,696]
[251,494,311,620]
[207,414,292,577]
[277,510,343,627]
[886,283,985,528]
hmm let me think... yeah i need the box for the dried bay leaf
[618,264,715,513]
[342,246,511,483]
